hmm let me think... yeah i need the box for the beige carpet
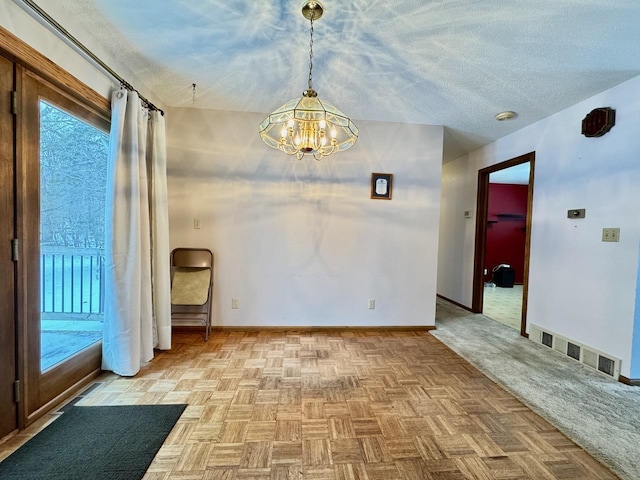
[433,297,640,480]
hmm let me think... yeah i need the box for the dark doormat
[0,404,187,480]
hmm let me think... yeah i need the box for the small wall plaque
[370,173,393,200]
[581,107,615,137]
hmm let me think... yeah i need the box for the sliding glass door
[22,70,109,422]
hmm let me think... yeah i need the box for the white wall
[166,108,443,327]
[633,260,640,378]
[437,156,478,302]
[437,74,640,378]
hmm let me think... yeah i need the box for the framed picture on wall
[370,173,393,200]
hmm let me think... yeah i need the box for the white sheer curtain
[103,88,171,376]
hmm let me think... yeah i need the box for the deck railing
[40,247,105,314]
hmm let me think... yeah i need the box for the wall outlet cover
[602,227,620,242]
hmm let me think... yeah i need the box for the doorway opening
[472,152,535,336]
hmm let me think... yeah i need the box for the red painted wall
[485,183,528,284]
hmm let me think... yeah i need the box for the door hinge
[13,380,20,403]
[10,90,18,115]
[11,238,19,261]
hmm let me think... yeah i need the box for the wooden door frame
[0,54,18,440]
[1,26,109,429]
[21,69,107,425]
[471,152,535,337]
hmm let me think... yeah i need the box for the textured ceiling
[46,1,640,161]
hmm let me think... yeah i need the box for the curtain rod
[21,0,164,115]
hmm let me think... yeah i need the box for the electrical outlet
[193,218,201,229]
[231,298,239,309]
[602,228,620,242]
[368,299,375,309]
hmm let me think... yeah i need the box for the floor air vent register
[529,324,620,378]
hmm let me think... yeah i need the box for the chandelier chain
[308,13,314,90]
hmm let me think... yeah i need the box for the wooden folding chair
[170,248,214,341]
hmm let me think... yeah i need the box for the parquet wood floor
[1,330,619,479]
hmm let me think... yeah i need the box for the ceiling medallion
[258,1,358,161]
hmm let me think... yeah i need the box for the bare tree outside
[40,101,109,248]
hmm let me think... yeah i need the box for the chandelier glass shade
[259,89,358,160]
[259,1,358,161]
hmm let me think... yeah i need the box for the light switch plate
[567,209,585,219]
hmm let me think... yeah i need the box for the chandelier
[259,1,358,161]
